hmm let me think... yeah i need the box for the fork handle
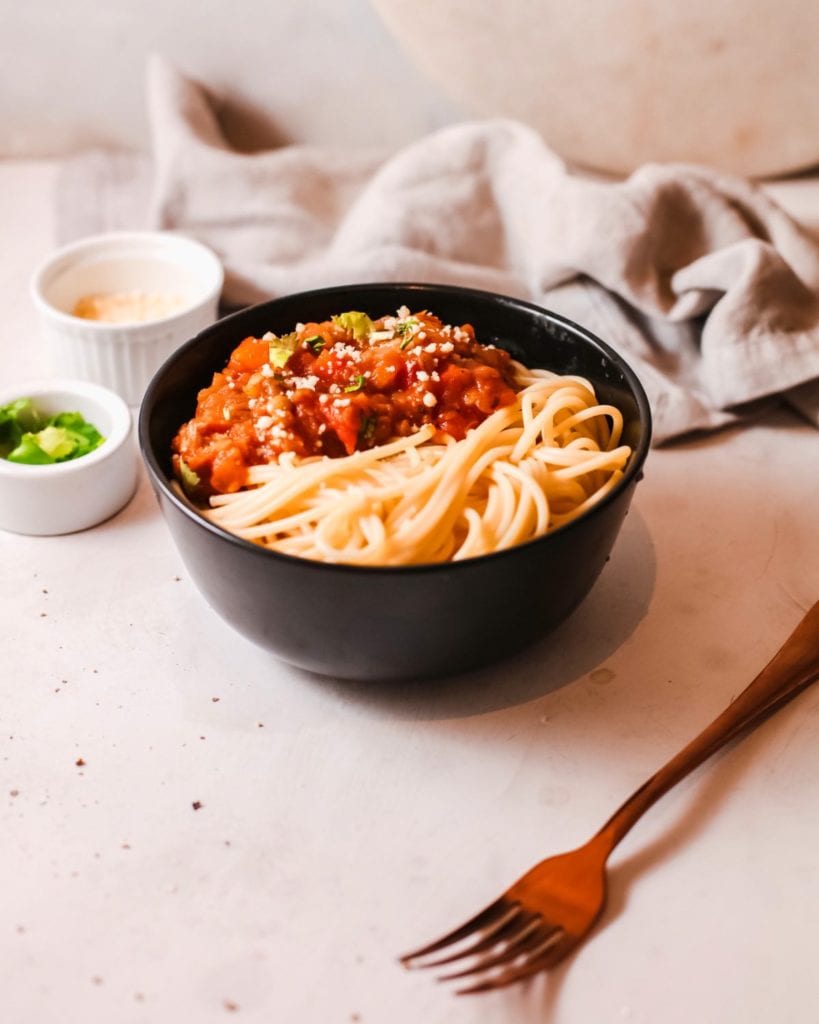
[596,601,819,852]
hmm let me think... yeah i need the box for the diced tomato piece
[436,409,470,439]
[210,444,249,493]
[230,336,270,373]
[366,349,404,390]
[324,401,363,455]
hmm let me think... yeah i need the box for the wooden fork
[401,600,819,994]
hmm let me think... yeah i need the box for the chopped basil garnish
[344,375,366,393]
[177,458,201,496]
[358,414,376,444]
[267,331,300,368]
[0,399,105,465]
[305,335,325,353]
[395,319,420,348]
[332,311,374,341]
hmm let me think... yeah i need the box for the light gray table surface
[2,160,818,1024]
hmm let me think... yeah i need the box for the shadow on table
[302,505,656,721]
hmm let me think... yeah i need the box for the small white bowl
[0,379,138,536]
[31,231,224,406]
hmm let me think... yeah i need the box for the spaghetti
[172,309,632,565]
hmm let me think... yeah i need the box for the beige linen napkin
[58,56,819,442]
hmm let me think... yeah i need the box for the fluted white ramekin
[31,232,224,406]
[0,378,138,536]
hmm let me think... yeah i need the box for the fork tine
[400,898,518,964]
[437,920,561,981]
[455,935,574,995]
[419,911,541,968]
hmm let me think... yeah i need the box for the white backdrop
[0,0,458,156]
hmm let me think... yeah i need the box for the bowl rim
[138,281,652,575]
[0,377,132,479]
[30,229,224,334]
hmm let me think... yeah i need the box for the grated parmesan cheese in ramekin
[72,290,185,324]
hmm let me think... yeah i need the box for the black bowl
[139,283,652,680]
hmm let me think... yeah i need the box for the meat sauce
[172,308,518,496]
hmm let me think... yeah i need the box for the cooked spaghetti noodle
[172,309,632,565]
[204,367,629,564]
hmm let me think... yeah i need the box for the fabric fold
[62,55,819,442]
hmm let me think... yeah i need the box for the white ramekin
[0,378,138,536]
[30,231,224,406]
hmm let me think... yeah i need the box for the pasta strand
[203,370,632,565]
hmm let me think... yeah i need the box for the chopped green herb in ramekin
[0,398,105,465]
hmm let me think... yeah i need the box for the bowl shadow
[296,505,656,720]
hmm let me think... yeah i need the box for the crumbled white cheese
[332,343,361,360]
[260,363,275,378]
[256,416,273,430]
[422,392,437,408]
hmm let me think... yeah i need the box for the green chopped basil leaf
[0,398,44,457]
[33,425,77,460]
[49,413,104,456]
[0,399,105,465]
[268,331,300,368]
[52,410,92,431]
[177,459,201,495]
[358,414,376,444]
[397,320,420,349]
[2,398,44,433]
[344,374,366,393]
[305,335,325,353]
[7,434,55,465]
[394,318,419,337]
[332,311,374,341]
[0,416,21,459]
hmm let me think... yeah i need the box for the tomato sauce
[172,308,518,496]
